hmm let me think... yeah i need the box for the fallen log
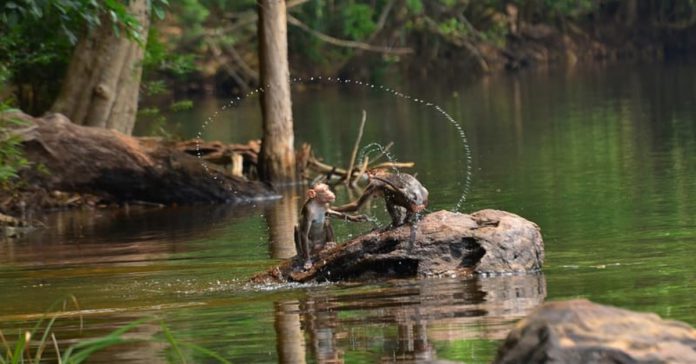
[6,112,274,207]
[251,209,544,283]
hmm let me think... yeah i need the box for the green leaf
[180,342,233,364]
[10,331,25,364]
[406,0,423,14]
[154,6,165,20]
[159,322,186,362]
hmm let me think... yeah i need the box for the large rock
[251,209,544,283]
[494,299,696,364]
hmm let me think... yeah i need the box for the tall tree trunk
[51,0,150,135]
[257,0,297,183]
[619,0,639,27]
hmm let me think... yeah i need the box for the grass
[0,296,232,364]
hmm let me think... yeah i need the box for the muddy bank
[0,112,276,216]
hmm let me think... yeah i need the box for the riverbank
[161,3,696,97]
[0,111,276,225]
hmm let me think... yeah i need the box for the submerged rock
[251,209,544,283]
[493,299,696,364]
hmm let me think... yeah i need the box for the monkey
[294,183,367,270]
[333,170,429,228]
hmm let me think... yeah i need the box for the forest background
[1,0,696,186]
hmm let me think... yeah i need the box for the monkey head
[307,183,336,204]
[405,184,428,213]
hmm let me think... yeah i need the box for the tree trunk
[620,0,638,27]
[51,0,150,135]
[257,0,297,183]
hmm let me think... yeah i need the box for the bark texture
[251,209,544,283]
[10,112,273,204]
[257,0,297,183]
[494,299,696,364]
[51,0,150,135]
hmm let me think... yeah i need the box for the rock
[251,209,544,283]
[493,299,696,364]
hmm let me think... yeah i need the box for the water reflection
[275,274,546,363]
[265,187,301,259]
[1,204,269,267]
[3,62,695,363]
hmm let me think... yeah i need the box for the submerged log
[493,299,696,364]
[251,209,544,283]
[7,112,274,206]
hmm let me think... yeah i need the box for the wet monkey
[334,171,429,228]
[294,183,367,269]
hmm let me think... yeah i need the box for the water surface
[2,62,695,363]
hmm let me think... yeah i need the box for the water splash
[193,76,473,211]
[357,142,401,175]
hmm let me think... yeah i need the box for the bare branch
[287,15,413,55]
[345,110,367,186]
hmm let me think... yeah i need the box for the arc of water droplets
[194,75,472,212]
[357,142,401,175]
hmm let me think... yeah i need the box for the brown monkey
[334,170,429,227]
[294,183,367,269]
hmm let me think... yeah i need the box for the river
[1,61,695,363]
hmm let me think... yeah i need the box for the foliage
[144,27,197,77]
[0,0,167,114]
[170,100,194,112]
[0,297,231,364]
[405,0,424,15]
[135,100,191,139]
[0,102,30,189]
[340,3,376,40]
[3,0,696,113]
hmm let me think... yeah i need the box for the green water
[2,62,695,363]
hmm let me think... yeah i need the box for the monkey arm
[326,209,368,222]
[332,184,378,213]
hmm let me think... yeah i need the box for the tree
[50,0,151,135]
[257,0,297,183]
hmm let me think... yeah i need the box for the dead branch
[371,0,396,42]
[207,40,252,94]
[287,15,413,55]
[366,141,394,166]
[176,139,260,178]
[175,136,414,185]
[307,156,414,183]
[223,43,259,84]
[345,110,367,186]
[353,156,370,189]
[371,161,415,170]
[224,0,312,34]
